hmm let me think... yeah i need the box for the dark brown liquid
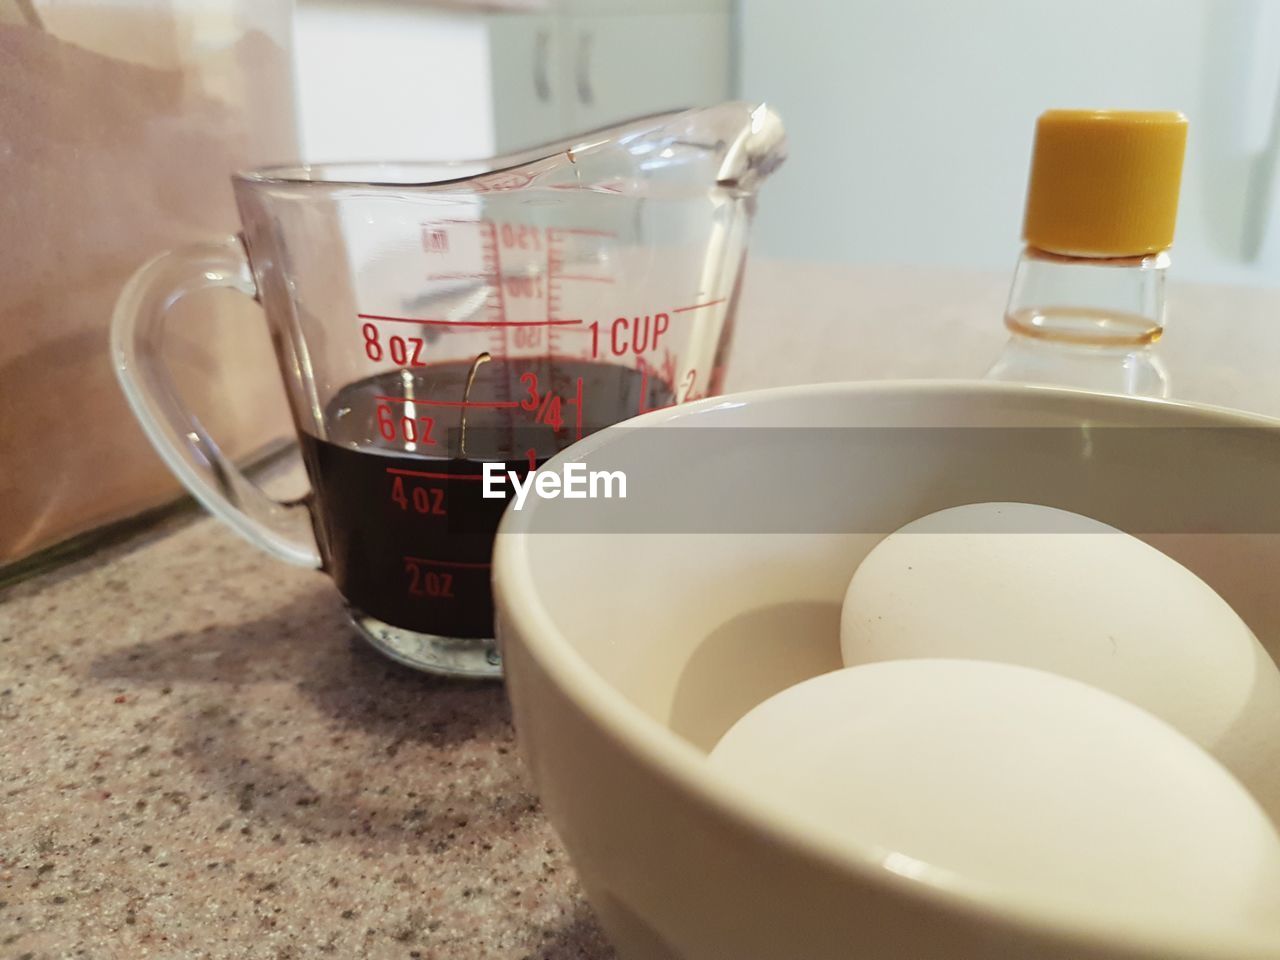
[299,358,674,638]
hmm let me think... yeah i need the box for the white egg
[840,501,1280,823]
[709,660,1280,933]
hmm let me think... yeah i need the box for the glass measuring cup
[111,102,786,679]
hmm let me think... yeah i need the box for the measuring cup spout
[705,102,788,192]
[528,100,786,197]
[598,101,786,197]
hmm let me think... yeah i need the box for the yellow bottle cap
[1022,110,1188,257]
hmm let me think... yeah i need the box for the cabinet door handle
[575,30,595,106]
[534,28,552,103]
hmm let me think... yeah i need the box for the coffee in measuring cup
[300,354,674,642]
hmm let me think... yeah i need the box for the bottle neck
[1004,246,1168,348]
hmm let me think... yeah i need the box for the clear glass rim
[234,107,693,190]
[235,158,556,190]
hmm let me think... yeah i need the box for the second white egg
[840,501,1280,823]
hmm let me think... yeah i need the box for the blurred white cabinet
[293,1,731,162]
[555,11,731,138]
[489,12,565,153]
[293,1,497,161]
[489,4,731,152]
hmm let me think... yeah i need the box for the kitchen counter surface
[4,259,1280,959]
[1,513,612,959]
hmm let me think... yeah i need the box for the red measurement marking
[546,228,562,354]
[517,370,568,429]
[360,324,428,367]
[681,367,702,403]
[638,361,651,414]
[403,556,493,570]
[660,350,678,396]
[375,394,520,409]
[405,563,454,599]
[554,275,614,284]
[635,357,679,414]
[376,405,438,445]
[483,221,510,363]
[503,275,546,300]
[587,314,671,359]
[499,223,543,250]
[512,325,544,349]
[422,227,449,253]
[519,371,540,411]
[386,468,486,482]
[672,299,727,314]
[537,393,564,429]
[391,477,446,514]
[359,313,582,328]
[574,375,584,439]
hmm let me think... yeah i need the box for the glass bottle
[986,110,1188,397]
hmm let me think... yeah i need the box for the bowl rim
[493,378,1280,959]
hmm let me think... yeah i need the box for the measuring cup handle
[111,236,322,568]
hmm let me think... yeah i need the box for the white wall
[738,0,1280,286]
[293,0,494,163]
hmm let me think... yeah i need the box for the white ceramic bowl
[493,380,1280,960]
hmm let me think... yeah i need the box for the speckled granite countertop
[0,514,611,959]
[5,261,1280,959]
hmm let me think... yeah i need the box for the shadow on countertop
[525,901,618,960]
[89,585,522,844]
[86,584,615,958]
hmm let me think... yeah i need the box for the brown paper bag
[0,7,297,565]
